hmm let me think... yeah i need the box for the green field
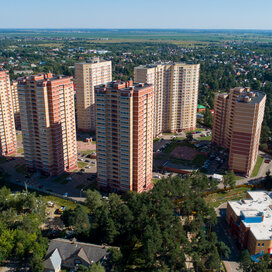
[77,162,88,168]
[2,29,272,43]
[250,155,264,177]
[205,187,249,208]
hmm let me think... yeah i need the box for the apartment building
[95,81,153,193]
[0,71,17,155]
[134,62,200,136]
[18,73,77,175]
[10,80,21,128]
[75,58,112,131]
[212,87,266,176]
[226,191,272,258]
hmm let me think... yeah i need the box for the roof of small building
[228,191,272,241]
[45,238,110,265]
[43,248,62,270]
[197,104,206,109]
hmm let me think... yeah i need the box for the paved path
[215,203,241,272]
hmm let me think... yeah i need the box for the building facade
[0,71,17,155]
[10,80,21,128]
[226,191,272,257]
[134,62,200,136]
[75,58,112,131]
[95,81,153,193]
[18,73,77,175]
[212,87,266,176]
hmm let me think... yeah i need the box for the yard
[77,162,88,168]
[204,187,249,208]
[250,155,264,177]
[78,150,95,155]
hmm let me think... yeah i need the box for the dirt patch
[170,146,199,160]
[77,141,96,152]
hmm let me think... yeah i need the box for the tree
[239,250,252,272]
[203,108,213,127]
[61,205,90,237]
[186,132,193,142]
[89,263,106,272]
[264,170,272,191]
[223,170,236,189]
[77,263,106,272]
[29,254,44,272]
[216,241,231,260]
[85,190,102,212]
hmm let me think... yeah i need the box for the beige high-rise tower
[75,58,112,131]
[95,81,153,193]
[10,80,21,128]
[134,62,200,137]
[18,73,77,175]
[212,87,266,176]
[0,71,17,155]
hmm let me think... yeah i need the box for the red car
[265,159,271,164]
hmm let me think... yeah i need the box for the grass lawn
[198,135,212,141]
[79,150,95,155]
[16,133,22,142]
[17,147,24,153]
[77,162,88,168]
[15,164,28,175]
[205,187,249,208]
[42,195,79,210]
[153,138,160,143]
[163,141,180,154]
[250,155,264,177]
[53,173,70,184]
[151,178,160,184]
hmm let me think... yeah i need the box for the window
[258,243,260,247]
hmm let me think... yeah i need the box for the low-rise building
[226,191,272,258]
[43,238,110,271]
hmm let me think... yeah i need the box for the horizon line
[0,28,272,31]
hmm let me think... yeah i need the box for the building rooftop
[229,191,272,240]
[135,62,199,69]
[235,88,266,105]
[95,80,152,94]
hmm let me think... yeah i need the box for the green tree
[239,250,252,272]
[203,108,213,127]
[85,189,102,212]
[223,170,236,189]
[89,263,106,272]
[264,170,272,191]
[216,241,231,260]
[29,254,44,272]
[61,205,90,237]
[186,132,193,142]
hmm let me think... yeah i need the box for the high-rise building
[10,80,21,129]
[18,73,77,175]
[212,87,266,176]
[134,62,200,136]
[75,58,112,132]
[95,81,153,193]
[0,71,17,155]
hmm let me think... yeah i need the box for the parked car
[265,159,271,164]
